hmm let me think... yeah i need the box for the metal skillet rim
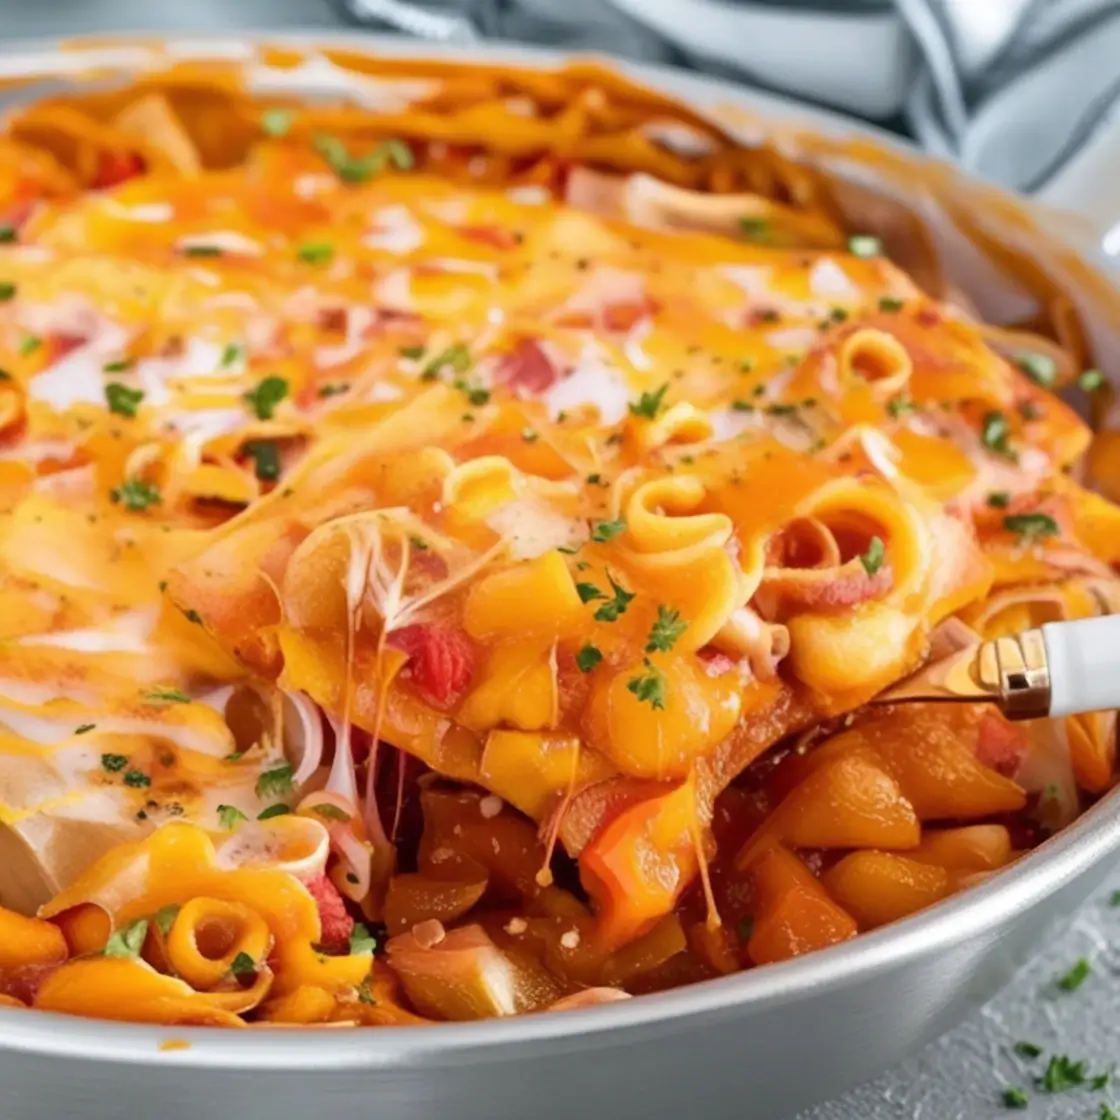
[0,28,1117,1069]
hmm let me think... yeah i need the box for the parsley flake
[590,518,626,543]
[576,582,605,604]
[0,282,15,302]
[123,770,151,789]
[311,803,351,822]
[739,216,769,243]
[314,134,414,183]
[18,335,41,357]
[1004,512,1059,543]
[886,395,914,418]
[318,381,350,398]
[257,803,291,820]
[575,643,603,673]
[0,226,14,243]
[217,804,248,830]
[111,477,161,512]
[74,723,96,736]
[153,904,180,936]
[1001,1087,1029,1109]
[987,491,1011,509]
[645,605,687,653]
[145,687,191,704]
[1079,368,1105,392]
[1013,1042,1043,1058]
[229,951,256,977]
[101,753,129,773]
[349,923,377,955]
[182,244,223,258]
[1039,1054,1087,1092]
[847,234,882,258]
[105,382,144,417]
[981,410,1016,460]
[244,440,281,482]
[1016,353,1057,387]
[297,241,334,266]
[592,572,635,623]
[629,383,669,419]
[103,358,133,373]
[626,658,667,710]
[243,375,288,420]
[421,344,471,381]
[878,296,904,312]
[1056,957,1091,992]
[859,536,885,576]
[103,917,149,959]
[256,763,295,801]
[261,108,293,137]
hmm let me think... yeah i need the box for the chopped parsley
[229,951,256,977]
[586,473,602,485]
[18,335,41,357]
[590,518,626,543]
[1016,352,1057,388]
[859,536,885,576]
[1013,1042,1043,1059]
[217,804,248,830]
[183,608,202,624]
[1110,889,1120,907]
[1039,1054,1087,1092]
[1079,368,1105,392]
[592,572,635,623]
[886,395,914,418]
[123,770,151,789]
[1004,512,1059,543]
[243,375,288,419]
[356,978,376,1005]
[103,917,149,959]
[313,134,414,183]
[452,379,490,406]
[144,687,191,704]
[311,803,351,822]
[731,399,755,412]
[182,244,223,258]
[244,440,281,482]
[847,234,882,258]
[318,381,350,398]
[628,382,669,419]
[739,216,769,242]
[103,358,133,373]
[421,344,471,381]
[987,491,1011,509]
[261,108,293,137]
[256,763,295,801]
[297,241,335,266]
[0,282,15,302]
[981,410,1016,460]
[626,658,667,711]
[878,296,904,312]
[575,643,603,673]
[105,382,144,418]
[257,804,292,820]
[1093,1073,1111,1091]
[645,605,687,653]
[1055,956,1091,992]
[409,535,428,551]
[349,923,377,955]
[576,582,605,604]
[1103,1106,1120,1120]
[110,477,161,511]
[1001,1087,1029,1109]
[0,226,14,243]
[153,904,180,936]
[399,344,425,360]
[830,307,849,322]
[74,723,96,736]
[100,753,129,773]
[521,427,539,443]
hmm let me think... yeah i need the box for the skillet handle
[1042,616,1120,717]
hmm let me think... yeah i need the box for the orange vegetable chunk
[823,851,951,929]
[744,844,857,965]
[906,825,1013,871]
[383,874,488,937]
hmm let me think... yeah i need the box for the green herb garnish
[1056,957,1091,992]
[628,383,669,420]
[256,763,295,801]
[859,536,885,577]
[103,918,149,959]
[100,753,129,773]
[575,643,602,673]
[590,518,626,543]
[592,572,635,623]
[105,382,144,418]
[217,804,248,830]
[244,440,281,482]
[626,658,667,710]
[645,605,687,653]
[243,375,288,419]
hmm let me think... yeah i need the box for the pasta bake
[0,51,1116,1027]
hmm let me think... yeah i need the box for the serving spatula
[874,614,1120,720]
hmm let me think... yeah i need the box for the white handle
[1042,617,1120,717]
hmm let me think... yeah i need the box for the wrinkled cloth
[333,0,1120,195]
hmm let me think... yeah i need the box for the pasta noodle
[0,46,1114,1027]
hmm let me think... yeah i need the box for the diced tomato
[493,338,560,395]
[975,711,1029,777]
[46,333,88,362]
[91,150,146,190]
[304,873,355,948]
[457,225,519,251]
[602,299,658,333]
[389,624,476,708]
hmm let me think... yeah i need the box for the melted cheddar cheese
[0,52,1114,1026]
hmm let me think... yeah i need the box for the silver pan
[0,32,1117,1120]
